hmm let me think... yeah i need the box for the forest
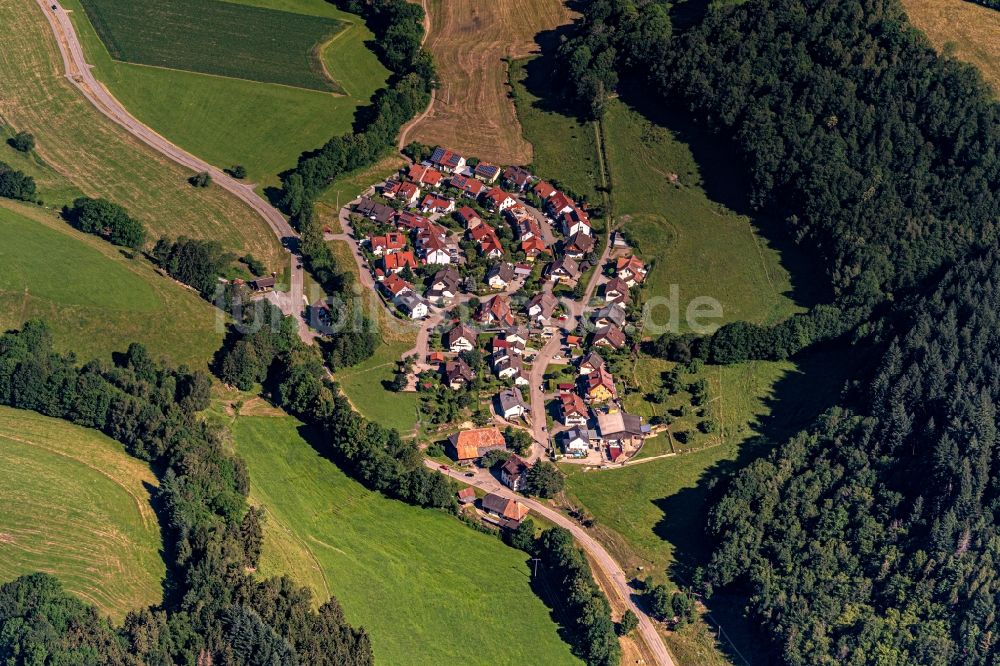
[558,0,1000,663]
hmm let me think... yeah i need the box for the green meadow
[65,0,390,185]
[0,406,164,622]
[0,200,222,366]
[234,414,581,665]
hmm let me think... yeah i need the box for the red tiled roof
[384,251,417,271]
[408,164,443,186]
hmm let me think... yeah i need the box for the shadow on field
[649,346,858,664]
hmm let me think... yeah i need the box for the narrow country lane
[425,459,677,666]
[36,0,310,341]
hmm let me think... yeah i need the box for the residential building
[456,205,483,229]
[408,164,443,187]
[384,180,421,206]
[477,294,515,327]
[503,165,533,191]
[494,354,524,381]
[447,427,505,462]
[564,232,595,259]
[497,388,528,420]
[419,233,452,265]
[559,207,591,237]
[579,351,605,375]
[596,409,650,445]
[355,197,395,224]
[526,292,558,323]
[520,236,549,261]
[368,232,406,256]
[616,255,648,286]
[382,250,417,274]
[427,268,460,304]
[592,303,626,329]
[560,393,589,427]
[586,366,618,403]
[420,193,455,214]
[443,357,475,389]
[592,324,627,350]
[474,162,501,183]
[603,277,631,304]
[249,277,276,292]
[445,323,477,353]
[449,174,485,197]
[561,428,590,458]
[500,454,530,490]
[546,191,575,217]
[381,273,412,299]
[469,224,504,259]
[482,187,517,213]
[457,487,476,504]
[548,256,580,283]
[533,181,556,199]
[486,262,516,289]
[395,292,429,320]
[430,146,466,173]
[481,493,529,523]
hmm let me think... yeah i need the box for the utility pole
[530,557,541,577]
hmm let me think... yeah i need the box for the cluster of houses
[449,427,531,528]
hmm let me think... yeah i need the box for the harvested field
[409,0,574,164]
[0,0,284,266]
[902,0,1000,94]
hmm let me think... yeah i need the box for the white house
[497,388,528,420]
[395,293,429,320]
[446,324,476,353]
[562,428,590,458]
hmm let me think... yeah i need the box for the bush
[9,131,34,153]
[616,610,639,636]
[0,161,38,203]
[228,165,248,179]
[189,171,212,187]
[63,197,146,250]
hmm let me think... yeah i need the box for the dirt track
[408,0,574,164]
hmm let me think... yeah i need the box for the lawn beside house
[234,414,582,666]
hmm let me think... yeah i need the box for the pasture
[603,100,812,331]
[1,0,284,265]
[510,57,603,203]
[78,0,343,91]
[64,0,389,185]
[234,414,582,666]
[0,200,223,366]
[409,0,574,164]
[0,406,164,622]
[901,0,1000,94]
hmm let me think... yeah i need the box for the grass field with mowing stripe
[1,0,284,265]
[78,0,343,91]
[0,406,164,622]
[234,414,582,666]
[0,200,223,366]
[64,0,389,186]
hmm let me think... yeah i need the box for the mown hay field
[0,406,165,622]
[0,0,284,265]
[409,0,574,164]
[234,414,582,666]
[901,0,1000,94]
[0,200,223,367]
[78,0,344,91]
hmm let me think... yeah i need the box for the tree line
[0,320,373,664]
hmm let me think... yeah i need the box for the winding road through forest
[37,1,675,663]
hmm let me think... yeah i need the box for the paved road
[38,0,310,340]
[426,460,676,666]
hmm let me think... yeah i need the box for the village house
[477,294,515,327]
[381,273,413,299]
[456,205,483,229]
[482,187,517,213]
[592,303,627,329]
[249,276,276,292]
[500,454,530,491]
[527,291,558,324]
[474,162,501,183]
[382,250,418,274]
[533,180,556,199]
[564,232,595,259]
[592,323,627,350]
[448,426,505,462]
[430,146,466,173]
[603,277,631,304]
[443,357,475,389]
[408,164,444,188]
[469,224,504,259]
[560,207,592,237]
[503,326,528,347]
[546,191,575,217]
[560,392,589,427]
[579,351,605,375]
[367,232,406,256]
[481,493,529,525]
[449,174,485,198]
[514,263,533,279]
[503,165,533,191]
[418,233,452,265]
[549,256,580,283]
[445,323,477,353]
[355,197,395,225]
[506,204,536,234]
[457,487,476,505]
[426,267,460,305]
[561,427,591,458]
[497,388,528,421]
[521,236,549,262]
[486,262,516,289]
[611,231,630,249]
[395,292,429,320]
[384,180,421,207]
[494,354,526,383]
[491,337,525,363]
[616,255,648,287]
[596,409,650,447]
[586,365,618,403]
[420,193,455,215]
